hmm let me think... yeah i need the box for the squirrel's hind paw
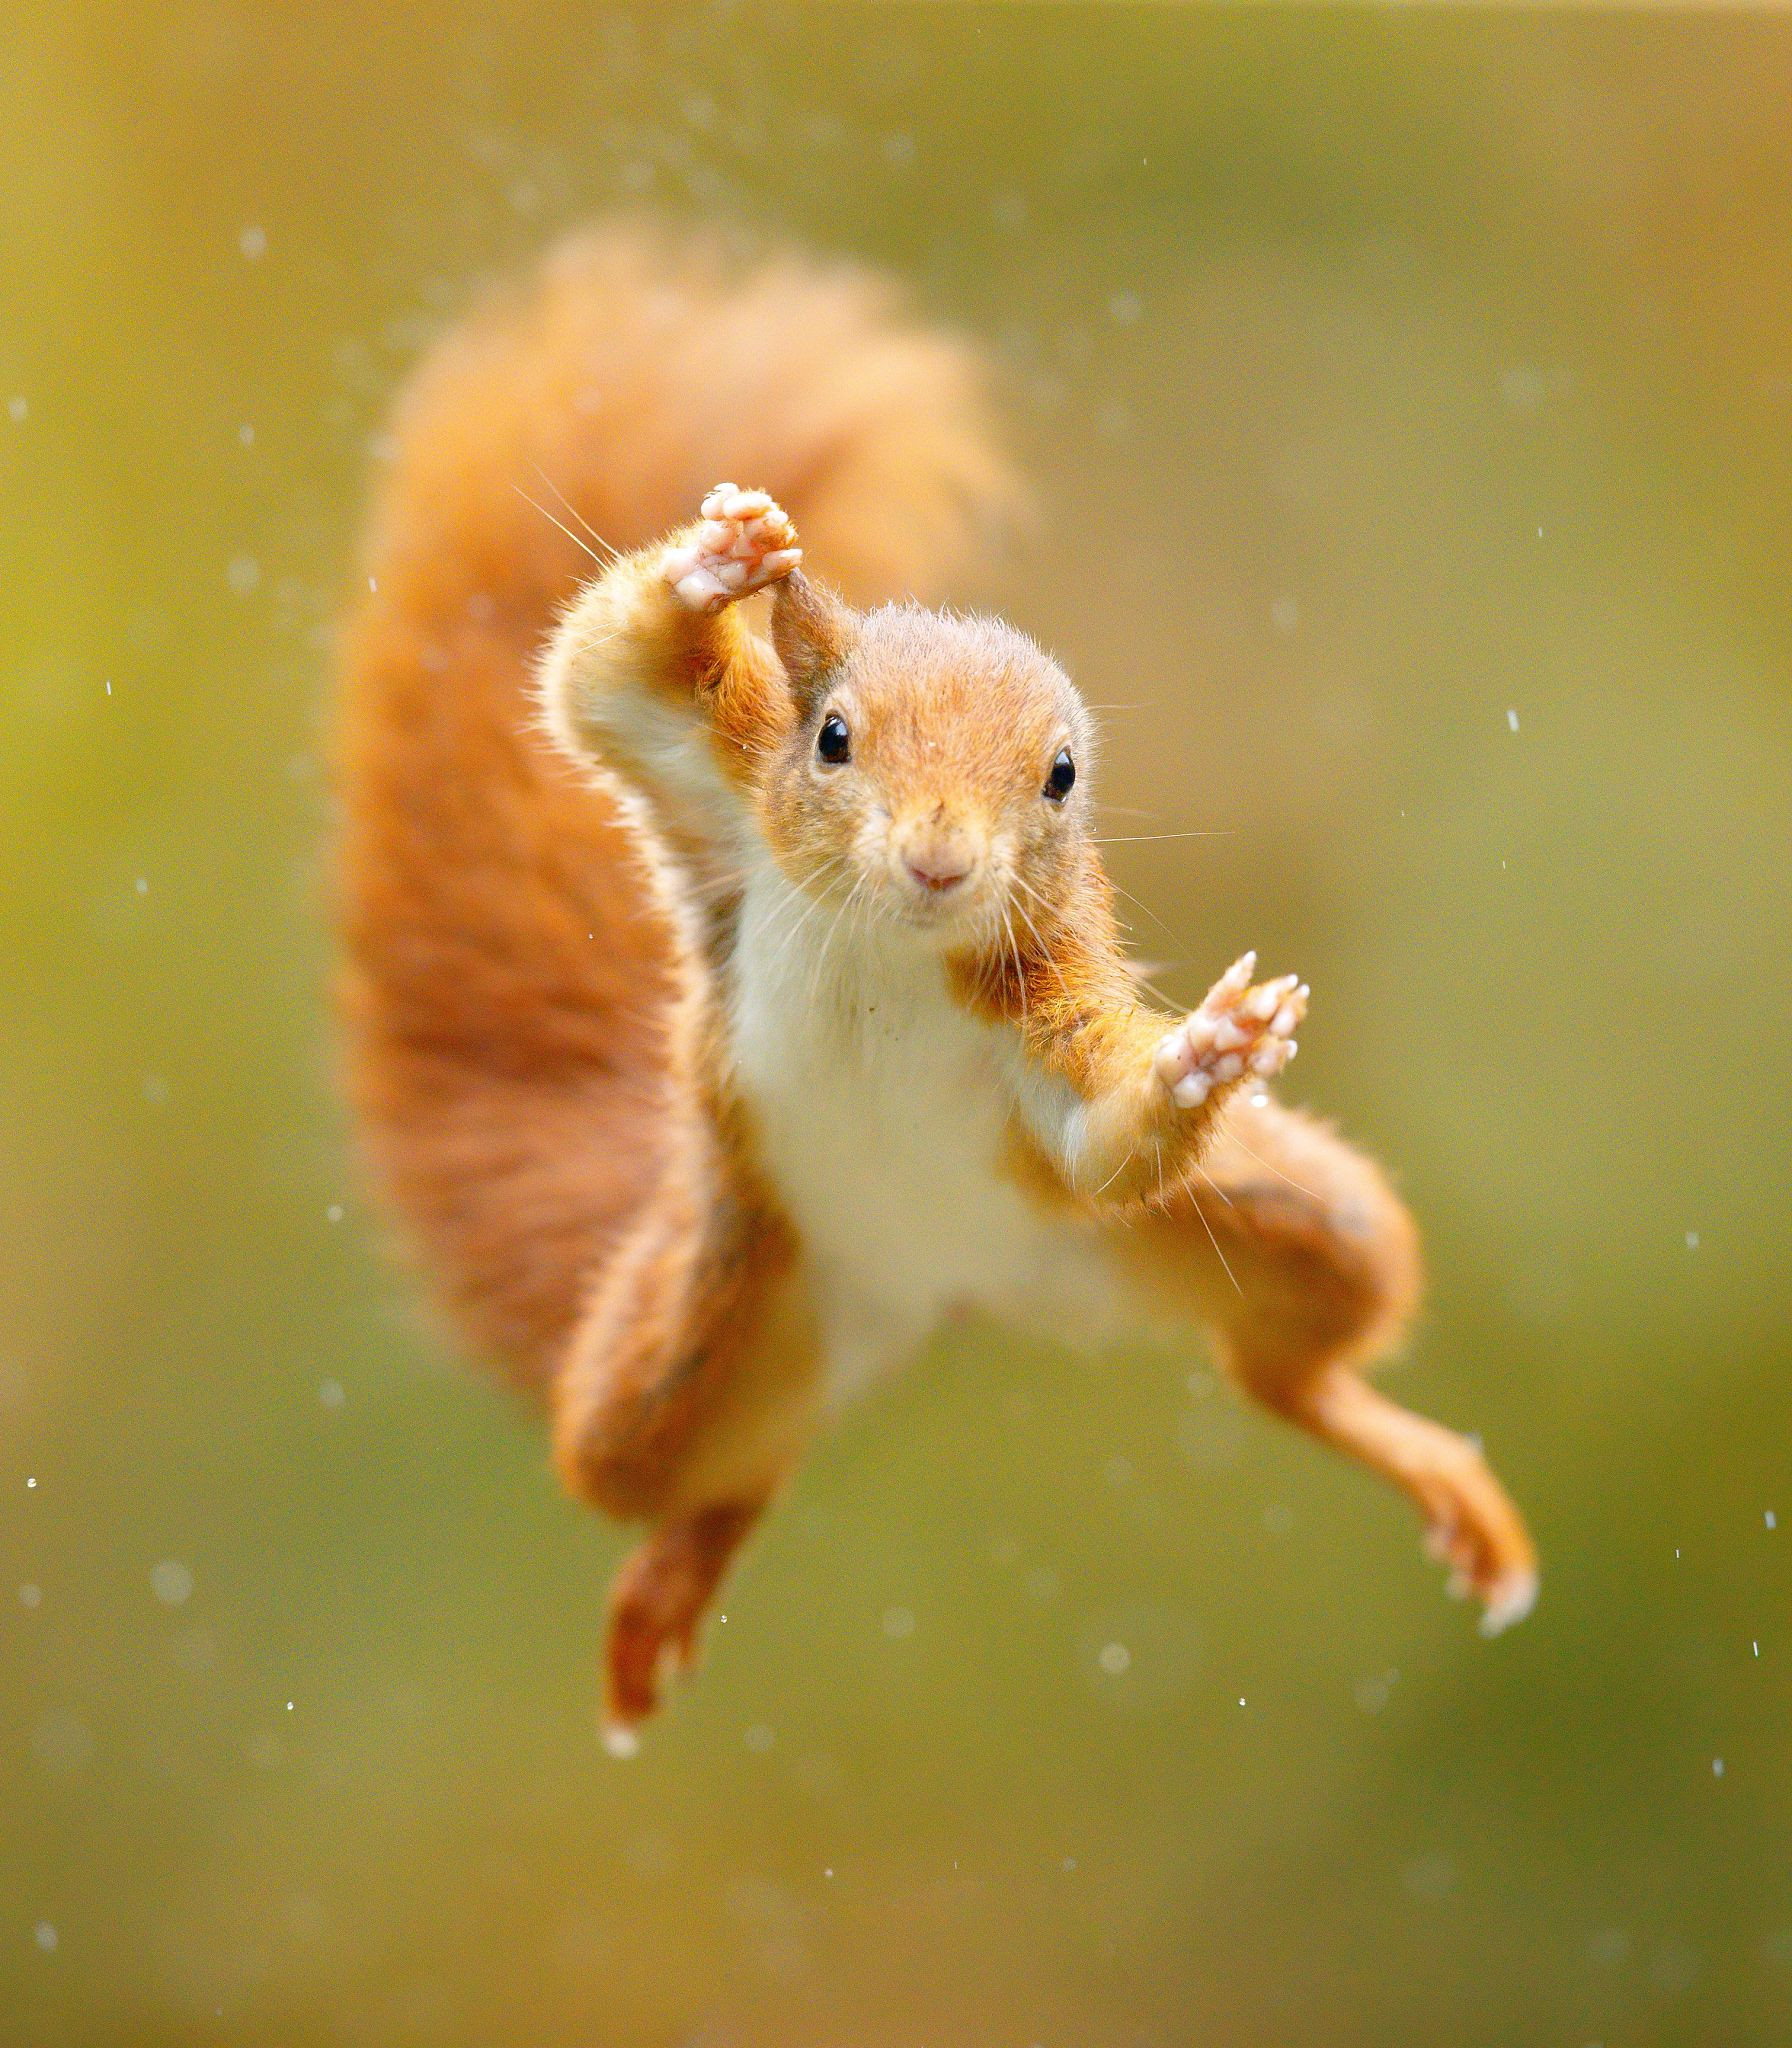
[1155,952,1308,1109]
[663,484,802,613]
[1415,1444,1540,1637]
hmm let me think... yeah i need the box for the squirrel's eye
[816,713,851,765]
[1044,748,1076,802]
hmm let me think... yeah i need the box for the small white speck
[1754,1640,1760,1657]
[1098,1642,1131,1676]
[135,877,148,896]
[1686,1231,1700,1250]
[326,1204,344,1224]
[881,1605,915,1640]
[150,1560,194,1607]
[285,1700,294,1712]
[19,1584,41,1609]
[1767,1511,1777,1530]
[25,1477,36,1491]
[1713,1757,1725,1778]
[239,225,267,260]
[823,1866,835,1879]
[1354,1669,1398,1715]
[238,423,255,447]
[1536,525,1543,539]
[367,576,378,594]
[33,1922,57,1953]
[104,678,112,696]
[1403,1854,1456,1901]
[318,1379,345,1410]
[8,396,27,424]
[1506,708,1519,732]
[227,554,261,596]
[1499,366,1546,414]
[1238,1696,1247,1707]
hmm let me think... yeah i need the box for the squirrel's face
[761,597,1094,949]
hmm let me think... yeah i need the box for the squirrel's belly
[729,909,1126,1404]
[744,1015,1049,1315]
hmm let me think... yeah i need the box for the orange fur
[337,222,1533,1746]
[335,225,1015,1735]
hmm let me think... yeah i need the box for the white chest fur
[727,867,1116,1401]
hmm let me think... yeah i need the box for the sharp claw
[599,1718,642,1759]
[1479,1570,1539,1637]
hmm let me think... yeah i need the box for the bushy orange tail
[334,223,1017,1388]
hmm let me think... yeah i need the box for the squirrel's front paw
[1154,951,1308,1109]
[662,485,802,614]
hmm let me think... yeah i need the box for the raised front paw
[1154,951,1308,1109]
[662,484,802,614]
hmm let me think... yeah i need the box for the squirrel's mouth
[884,865,999,941]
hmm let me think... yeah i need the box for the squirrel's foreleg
[538,487,803,860]
[1016,949,1307,1210]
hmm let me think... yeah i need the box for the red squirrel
[336,224,1536,1751]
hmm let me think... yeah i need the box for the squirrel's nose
[906,853,971,893]
[895,819,981,894]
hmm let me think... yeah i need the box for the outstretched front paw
[1154,951,1307,1109]
[662,485,802,614]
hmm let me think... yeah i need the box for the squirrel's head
[759,573,1094,949]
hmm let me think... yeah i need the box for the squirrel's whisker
[529,462,621,563]
[512,483,608,567]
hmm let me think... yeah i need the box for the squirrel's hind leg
[1126,1095,1537,1633]
[551,1119,821,1746]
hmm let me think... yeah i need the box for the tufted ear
[771,570,858,711]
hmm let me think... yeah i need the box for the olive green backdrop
[4,6,1790,2044]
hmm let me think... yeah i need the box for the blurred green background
[5,5,1792,2043]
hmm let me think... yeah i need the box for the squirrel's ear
[772,570,857,709]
